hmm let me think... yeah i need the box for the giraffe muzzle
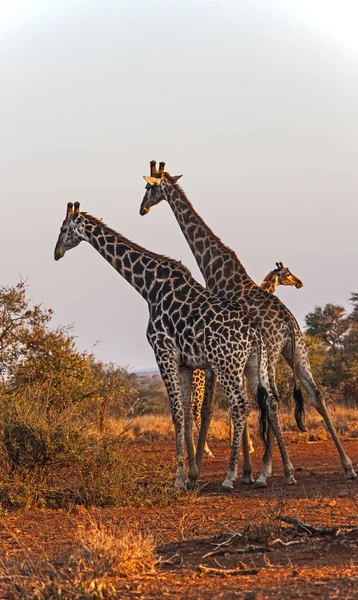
[54,247,65,261]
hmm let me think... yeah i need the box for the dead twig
[270,538,305,547]
[201,533,243,559]
[278,516,338,536]
[202,544,270,559]
[197,564,259,576]
[158,552,181,566]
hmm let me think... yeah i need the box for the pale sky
[1,0,357,370]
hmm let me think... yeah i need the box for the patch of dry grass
[75,513,156,579]
[0,513,157,599]
[106,404,358,444]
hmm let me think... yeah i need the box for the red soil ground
[1,435,357,599]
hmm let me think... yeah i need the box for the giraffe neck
[162,180,257,298]
[82,215,188,303]
[261,271,279,294]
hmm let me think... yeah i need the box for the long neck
[162,180,257,298]
[83,217,178,303]
[261,271,279,294]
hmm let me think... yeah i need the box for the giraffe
[261,262,303,294]
[140,162,356,485]
[195,261,304,459]
[54,202,295,492]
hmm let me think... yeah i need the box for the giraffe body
[54,203,295,491]
[140,165,356,483]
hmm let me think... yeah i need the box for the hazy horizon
[1,0,358,370]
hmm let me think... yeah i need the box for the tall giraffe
[54,202,295,491]
[195,261,303,459]
[140,162,356,484]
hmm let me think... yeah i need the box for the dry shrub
[75,514,156,579]
[243,498,288,544]
[0,515,156,599]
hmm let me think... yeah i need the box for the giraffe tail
[256,327,269,450]
[257,384,269,451]
[289,320,306,433]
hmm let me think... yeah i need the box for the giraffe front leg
[267,396,296,486]
[253,425,274,488]
[192,369,214,458]
[156,355,187,490]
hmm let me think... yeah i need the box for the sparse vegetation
[0,280,357,598]
[0,513,156,598]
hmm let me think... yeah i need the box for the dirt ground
[1,435,358,599]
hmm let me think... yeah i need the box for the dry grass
[0,513,157,599]
[105,405,358,444]
[75,513,156,579]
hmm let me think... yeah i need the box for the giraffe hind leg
[297,362,356,479]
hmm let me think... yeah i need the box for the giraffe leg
[220,385,249,492]
[241,378,254,484]
[192,369,214,458]
[258,390,296,488]
[297,361,356,479]
[241,420,255,484]
[195,370,216,476]
[254,426,274,488]
[156,355,187,490]
[246,350,295,488]
[180,366,198,490]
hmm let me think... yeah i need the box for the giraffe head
[54,202,87,260]
[140,161,182,215]
[274,262,303,289]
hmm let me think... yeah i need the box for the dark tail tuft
[257,385,269,450]
[293,386,306,432]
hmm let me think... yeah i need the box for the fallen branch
[278,516,338,536]
[270,538,305,547]
[158,552,181,566]
[202,544,270,559]
[201,533,243,559]
[198,564,259,576]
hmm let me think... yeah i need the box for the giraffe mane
[165,175,251,271]
[82,213,193,275]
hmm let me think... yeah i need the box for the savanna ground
[1,408,358,600]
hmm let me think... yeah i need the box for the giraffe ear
[172,175,183,182]
[143,176,161,186]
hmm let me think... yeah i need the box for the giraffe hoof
[253,480,267,490]
[185,478,197,491]
[205,451,215,459]
[241,474,255,485]
[344,469,357,480]
[287,476,297,485]
[174,480,186,491]
[220,483,234,493]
